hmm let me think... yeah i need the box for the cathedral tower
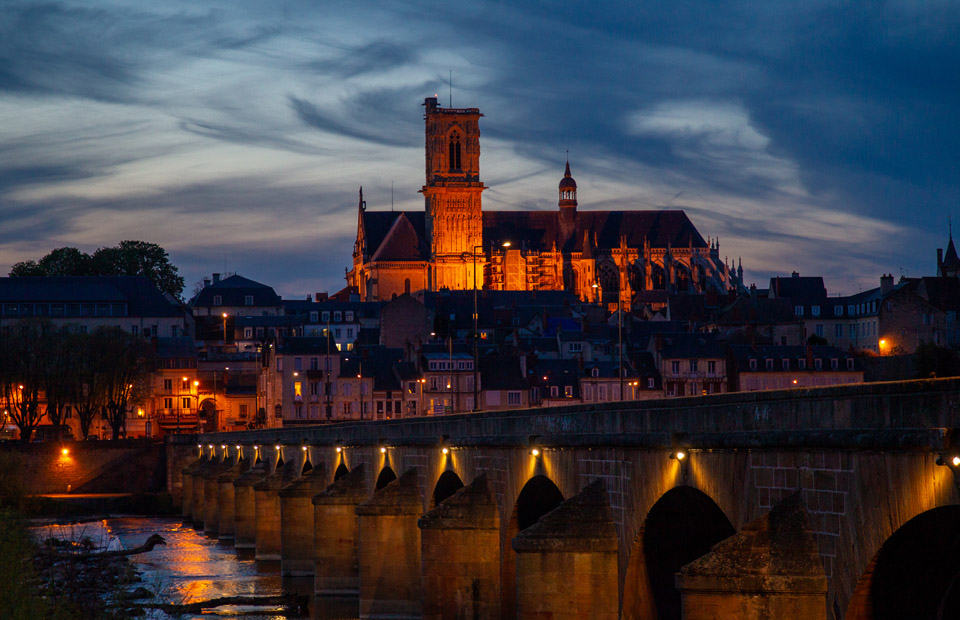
[421,96,485,290]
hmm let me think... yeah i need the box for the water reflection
[34,516,360,620]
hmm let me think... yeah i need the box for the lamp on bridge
[936,454,960,467]
[670,449,687,461]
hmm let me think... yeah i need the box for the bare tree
[42,328,82,436]
[0,320,51,442]
[95,328,154,440]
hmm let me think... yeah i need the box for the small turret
[558,160,578,216]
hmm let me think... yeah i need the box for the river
[32,516,360,620]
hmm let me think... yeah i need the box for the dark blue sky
[1,1,957,297]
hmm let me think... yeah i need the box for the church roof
[362,211,428,261]
[482,209,706,253]
[370,213,426,262]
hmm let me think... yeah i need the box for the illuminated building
[348,97,743,305]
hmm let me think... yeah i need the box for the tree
[9,241,185,299]
[41,330,83,434]
[93,328,155,440]
[91,241,184,299]
[0,320,51,442]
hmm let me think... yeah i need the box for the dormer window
[795,305,804,317]
[213,295,222,306]
[449,132,462,171]
[835,305,843,316]
[591,367,599,378]
[749,359,757,371]
[846,358,855,370]
[782,358,790,370]
[798,358,806,370]
[765,359,774,371]
[245,295,254,306]
[811,305,820,317]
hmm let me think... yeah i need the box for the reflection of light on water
[34,516,323,620]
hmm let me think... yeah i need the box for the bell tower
[421,96,485,290]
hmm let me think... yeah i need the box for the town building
[726,345,864,392]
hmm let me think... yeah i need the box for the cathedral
[347,97,743,306]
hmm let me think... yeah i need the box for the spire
[358,186,366,212]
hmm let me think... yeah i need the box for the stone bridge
[166,378,960,620]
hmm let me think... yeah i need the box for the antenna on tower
[449,69,452,107]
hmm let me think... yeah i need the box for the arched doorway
[622,486,735,620]
[502,475,565,618]
[199,399,216,433]
[375,466,397,491]
[847,505,960,620]
[433,470,464,507]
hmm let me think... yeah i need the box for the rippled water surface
[33,516,360,620]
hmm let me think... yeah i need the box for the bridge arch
[375,466,397,491]
[432,470,464,507]
[846,505,960,620]
[501,474,565,619]
[333,461,349,481]
[622,485,735,620]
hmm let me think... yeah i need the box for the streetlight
[177,376,188,435]
[222,313,228,345]
[471,240,511,413]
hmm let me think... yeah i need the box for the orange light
[441,447,449,455]
[380,447,387,454]
[61,448,69,456]
[193,381,199,387]
[530,448,540,457]
[336,446,342,453]
[879,339,887,346]
[222,313,227,318]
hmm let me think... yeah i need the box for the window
[848,305,855,316]
[430,377,438,390]
[765,359,774,370]
[848,324,856,338]
[846,358,855,371]
[334,311,342,322]
[795,305,804,317]
[310,382,319,396]
[322,311,330,322]
[585,385,593,400]
[816,324,824,338]
[310,311,318,323]
[647,378,655,389]
[163,379,172,390]
[708,360,716,374]
[508,391,522,405]
[294,357,302,371]
[245,295,254,306]
[131,325,138,336]
[782,358,790,370]
[244,327,253,339]
[346,311,354,322]
[347,328,353,338]
[671,361,680,374]
[277,358,282,371]
[811,305,820,317]
[591,367,599,378]
[886,301,892,312]
[295,405,303,418]
[182,397,191,409]
[164,397,173,409]
[814,358,822,370]
[689,360,698,372]
[550,386,559,398]
[449,132,462,170]
[749,359,757,371]
[310,357,319,370]
[564,385,573,398]
[213,295,222,306]
[835,305,843,316]
[569,342,583,353]
[923,313,934,325]
[293,382,302,400]
[342,383,351,396]
[335,328,341,338]
[831,358,839,370]
[835,324,843,338]
[798,358,806,370]
[239,404,248,418]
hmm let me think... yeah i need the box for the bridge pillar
[253,459,299,561]
[418,473,500,620]
[216,455,249,541]
[191,456,217,529]
[312,464,367,596]
[202,457,234,538]
[279,464,330,576]
[180,456,202,521]
[512,480,619,620]
[356,468,423,619]
[676,491,828,620]
[233,458,271,549]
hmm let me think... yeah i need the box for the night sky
[2,1,958,299]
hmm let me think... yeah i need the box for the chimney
[424,96,438,111]
[316,292,328,302]
[212,273,221,283]
[791,271,799,278]
[880,273,894,295]
[203,278,211,288]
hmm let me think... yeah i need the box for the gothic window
[449,133,462,171]
[404,278,411,294]
[598,261,620,293]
